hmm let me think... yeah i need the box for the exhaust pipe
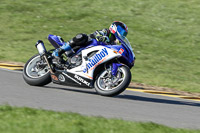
[35,40,54,73]
[35,40,47,56]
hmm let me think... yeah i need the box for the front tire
[23,54,51,86]
[94,65,131,97]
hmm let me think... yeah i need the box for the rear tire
[23,54,51,86]
[94,65,131,97]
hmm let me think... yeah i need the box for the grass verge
[0,105,199,133]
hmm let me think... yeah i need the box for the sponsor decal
[118,48,124,54]
[74,75,90,86]
[83,48,108,73]
[58,74,65,82]
[62,73,81,85]
[51,75,58,81]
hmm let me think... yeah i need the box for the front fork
[111,63,122,76]
[104,62,122,79]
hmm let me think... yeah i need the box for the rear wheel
[94,65,131,97]
[23,54,51,86]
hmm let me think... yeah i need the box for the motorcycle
[23,34,135,96]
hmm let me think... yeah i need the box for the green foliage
[0,105,199,133]
[0,0,200,92]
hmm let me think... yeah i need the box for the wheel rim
[96,67,126,91]
[26,55,49,79]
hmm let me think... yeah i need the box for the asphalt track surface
[0,69,200,129]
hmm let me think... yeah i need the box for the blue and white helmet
[109,21,128,41]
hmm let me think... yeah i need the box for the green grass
[0,0,200,93]
[0,105,199,133]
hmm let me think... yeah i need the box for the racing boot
[52,42,74,65]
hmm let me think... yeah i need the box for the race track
[0,69,200,129]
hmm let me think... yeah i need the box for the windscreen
[116,36,135,60]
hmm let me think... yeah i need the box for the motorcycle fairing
[75,39,135,68]
[51,70,93,88]
[66,45,122,80]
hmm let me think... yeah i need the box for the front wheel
[23,54,51,86]
[94,65,131,97]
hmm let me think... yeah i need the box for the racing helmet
[109,21,128,41]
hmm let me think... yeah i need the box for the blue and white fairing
[77,37,135,67]
[66,38,135,80]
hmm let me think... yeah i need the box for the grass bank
[0,0,200,93]
[0,105,199,133]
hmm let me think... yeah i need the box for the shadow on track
[44,85,97,95]
[43,85,200,107]
[116,94,200,107]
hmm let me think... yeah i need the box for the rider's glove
[96,35,110,43]
[95,31,110,43]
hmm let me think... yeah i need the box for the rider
[52,21,128,63]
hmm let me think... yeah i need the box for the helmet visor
[117,25,128,39]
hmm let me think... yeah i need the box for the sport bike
[23,34,135,96]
